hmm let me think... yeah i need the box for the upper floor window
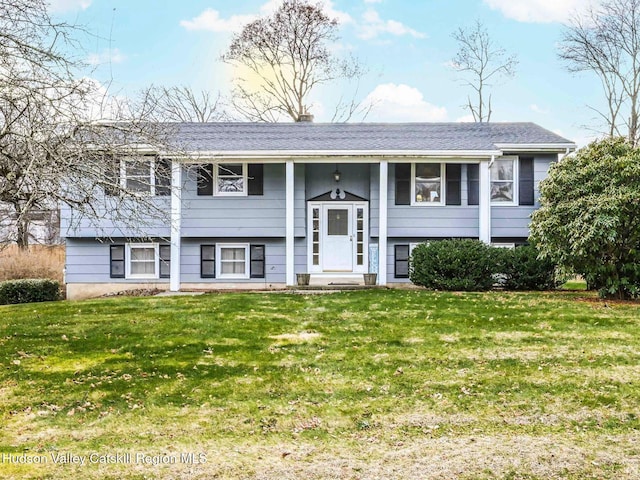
[411,163,444,205]
[197,163,265,197]
[216,163,246,195]
[117,156,171,196]
[491,158,517,205]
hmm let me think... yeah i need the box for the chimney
[297,113,314,123]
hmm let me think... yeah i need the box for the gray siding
[181,163,305,238]
[66,237,289,284]
[387,163,480,238]
[491,154,555,239]
[60,200,171,239]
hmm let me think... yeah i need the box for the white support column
[378,160,388,286]
[479,158,492,244]
[285,160,295,286]
[170,160,182,292]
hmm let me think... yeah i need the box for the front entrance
[307,201,368,274]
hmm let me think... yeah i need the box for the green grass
[1,290,639,479]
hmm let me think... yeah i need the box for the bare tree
[137,85,229,123]
[560,0,640,144]
[451,20,518,123]
[222,0,367,122]
[0,0,178,249]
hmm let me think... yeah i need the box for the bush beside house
[0,279,61,305]
[410,239,557,291]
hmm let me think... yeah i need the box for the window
[491,158,517,204]
[125,243,158,279]
[120,156,171,196]
[197,163,263,197]
[412,163,444,205]
[216,244,249,279]
[216,164,246,195]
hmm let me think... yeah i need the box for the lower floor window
[109,243,170,280]
[217,244,249,279]
[126,244,158,279]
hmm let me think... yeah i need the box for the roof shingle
[171,122,574,152]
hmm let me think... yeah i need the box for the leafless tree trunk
[0,0,181,248]
[560,0,640,145]
[222,0,368,123]
[451,20,518,123]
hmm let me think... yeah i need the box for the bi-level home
[62,122,575,299]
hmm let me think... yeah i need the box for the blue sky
[51,0,602,146]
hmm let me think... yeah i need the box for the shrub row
[409,239,557,291]
[0,279,61,305]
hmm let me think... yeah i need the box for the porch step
[288,284,388,291]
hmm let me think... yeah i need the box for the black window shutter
[394,244,410,278]
[250,245,265,278]
[445,164,462,205]
[467,164,480,206]
[197,164,214,196]
[248,164,264,196]
[110,245,125,278]
[395,164,411,205]
[519,157,535,206]
[155,158,172,196]
[201,245,216,278]
[104,155,120,196]
[159,245,171,278]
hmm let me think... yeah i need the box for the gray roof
[171,122,574,152]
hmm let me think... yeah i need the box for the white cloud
[364,83,447,122]
[48,0,91,13]
[180,8,254,32]
[180,0,351,33]
[358,9,425,40]
[482,0,597,24]
[86,48,125,67]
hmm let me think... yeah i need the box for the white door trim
[307,201,369,274]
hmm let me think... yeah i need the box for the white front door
[322,205,353,271]
[307,202,368,274]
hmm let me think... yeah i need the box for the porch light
[333,167,341,183]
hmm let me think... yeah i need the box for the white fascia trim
[494,143,577,152]
[168,150,504,163]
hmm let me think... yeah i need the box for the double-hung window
[491,158,517,205]
[411,163,444,205]
[217,244,249,279]
[120,156,171,196]
[125,243,158,279]
[216,164,246,195]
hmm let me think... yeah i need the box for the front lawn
[1,290,639,479]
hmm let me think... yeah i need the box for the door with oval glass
[308,201,368,274]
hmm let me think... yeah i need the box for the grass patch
[1,290,639,478]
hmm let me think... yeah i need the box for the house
[61,122,576,299]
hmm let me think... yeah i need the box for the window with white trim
[216,164,246,196]
[491,158,517,205]
[412,163,444,205]
[120,156,171,196]
[216,244,249,279]
[126,243,159,279]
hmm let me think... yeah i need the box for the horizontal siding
[66,237,291,284]
[181,164,305,237]
[180,238,285,284]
